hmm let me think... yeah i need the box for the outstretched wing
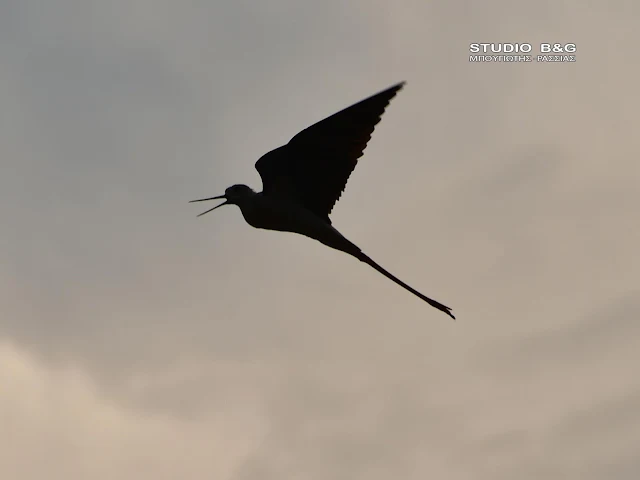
[255,82,405,224]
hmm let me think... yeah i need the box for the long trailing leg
[355,251,455,319]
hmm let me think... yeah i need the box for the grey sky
[1,1,639,479]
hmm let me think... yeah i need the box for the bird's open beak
[189,194,228,217]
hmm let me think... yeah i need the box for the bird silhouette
[191,82,455,319]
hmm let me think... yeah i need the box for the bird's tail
[356,252,455,319]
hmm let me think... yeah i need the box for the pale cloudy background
[1,1,639,479]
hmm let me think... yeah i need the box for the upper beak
[189,194,228,217]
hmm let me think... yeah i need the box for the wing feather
[255,82,405,223]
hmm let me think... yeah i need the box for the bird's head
[189,184,255,217]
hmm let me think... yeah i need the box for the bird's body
[191,82,455,319]
[233,187,362,257]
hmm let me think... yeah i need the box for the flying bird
[190,82,455,318]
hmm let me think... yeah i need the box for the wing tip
[394,81,407,91]
[369,81,406,101]
[380,81,406,103]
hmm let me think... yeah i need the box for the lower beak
[189,194,228,217]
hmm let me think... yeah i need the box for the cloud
[0,341,266,480]
[478,293,640,376]
[2,0,639,479]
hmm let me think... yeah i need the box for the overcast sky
[2,1,639,479]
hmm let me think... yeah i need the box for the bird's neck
[234,189,258,210]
